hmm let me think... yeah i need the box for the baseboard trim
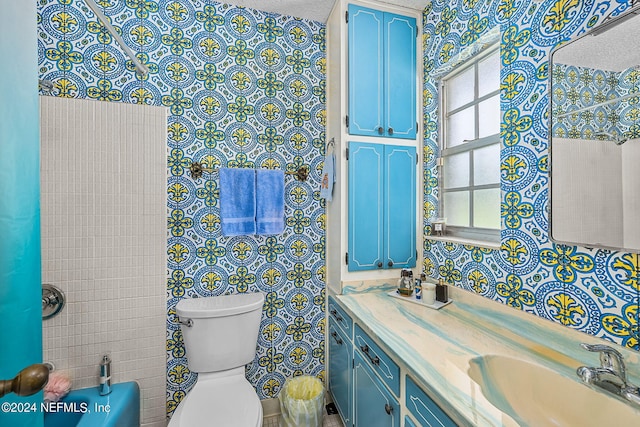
[261,398,281,418]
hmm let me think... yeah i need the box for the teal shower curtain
[0,1,43,426]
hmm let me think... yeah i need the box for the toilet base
[168,369,262,427]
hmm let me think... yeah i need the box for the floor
[262,413,344,427]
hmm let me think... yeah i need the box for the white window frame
[438,44,501,244]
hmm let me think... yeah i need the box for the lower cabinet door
[354,351,400,427]
[406,376,457,427]
[404,415,418,427]
[329,319,352,426]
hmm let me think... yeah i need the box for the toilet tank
[176,293,264,373]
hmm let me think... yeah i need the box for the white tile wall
[40,97,168,427]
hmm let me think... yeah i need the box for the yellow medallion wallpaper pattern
[37,0,640,418]
[423,0,639,351]
[38,0,326,415]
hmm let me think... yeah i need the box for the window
[439,46,500,242]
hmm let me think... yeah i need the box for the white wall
[40,97,167,427]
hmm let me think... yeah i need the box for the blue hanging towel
[219,167,256,236]
[320,151,335,201]
[256,169,285,235]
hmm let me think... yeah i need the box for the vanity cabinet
[404,416,418,427]
[353,324,400,426]
[405,376,457,427]
[347,4,417,139]
[354,325,400,395]
[328,297,353,426]
[328,295,463,427]
[348,142,416,271]
[353,351,400,427]
[328,300,405,427]
[328,297,353,337]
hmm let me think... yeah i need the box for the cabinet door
[384,13,417,140]
[348,142,384,271]
[406,376,458,427]
[354,351,400,427]
[348,4,384,137]
[328,319,353,426]
[384,145,416,269]
[404,416,418,427]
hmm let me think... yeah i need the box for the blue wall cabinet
[348,4,416,139]
[329,318,353,426]
[348,142,416,271]
[405,376,458,427]
[353,351,400,427]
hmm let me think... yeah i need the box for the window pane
[446,67,474,111]
[447,107,475,148]
[444,191,470,227]
[443,152,469,189]
[478,95,500,138]
[473,188,500,229]
[473,144,500,186]
[478,51,500,97]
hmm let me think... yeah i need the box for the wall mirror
[550,5,640,252]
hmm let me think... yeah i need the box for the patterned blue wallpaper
[37,0,326,415]
[552,63,640,141]
[423,0,639,351]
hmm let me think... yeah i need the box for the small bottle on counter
[436,278,448,303]
[397,269,414,296]
[414,274,422,300]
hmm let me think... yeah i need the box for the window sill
[426,234,501,250]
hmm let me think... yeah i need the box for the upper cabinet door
[348,4,384,137]
[384,145,416,268]
[348,142,384,271]
[348,5,416,139]
[384,12,417,140]
[348,142,415,271]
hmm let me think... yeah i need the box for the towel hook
[326,137,335,153]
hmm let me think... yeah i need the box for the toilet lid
[171,376,262,427]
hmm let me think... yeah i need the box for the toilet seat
[169,374,263,427]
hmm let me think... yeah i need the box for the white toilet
[169,292,265,427]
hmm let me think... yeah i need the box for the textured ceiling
[553,11,640,72]
[219,0,429,23]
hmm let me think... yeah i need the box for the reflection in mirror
[550,4,640,252]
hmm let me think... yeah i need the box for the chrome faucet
[577,343,640,406]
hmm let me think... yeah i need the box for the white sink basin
[468,355,640,426]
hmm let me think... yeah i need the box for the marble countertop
[335,286,640,426]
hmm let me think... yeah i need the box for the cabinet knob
[388,260,393,267]
[377,127,384,135]
[388,127,394,136]
[377,262,383,268]
[384,403,393,415]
